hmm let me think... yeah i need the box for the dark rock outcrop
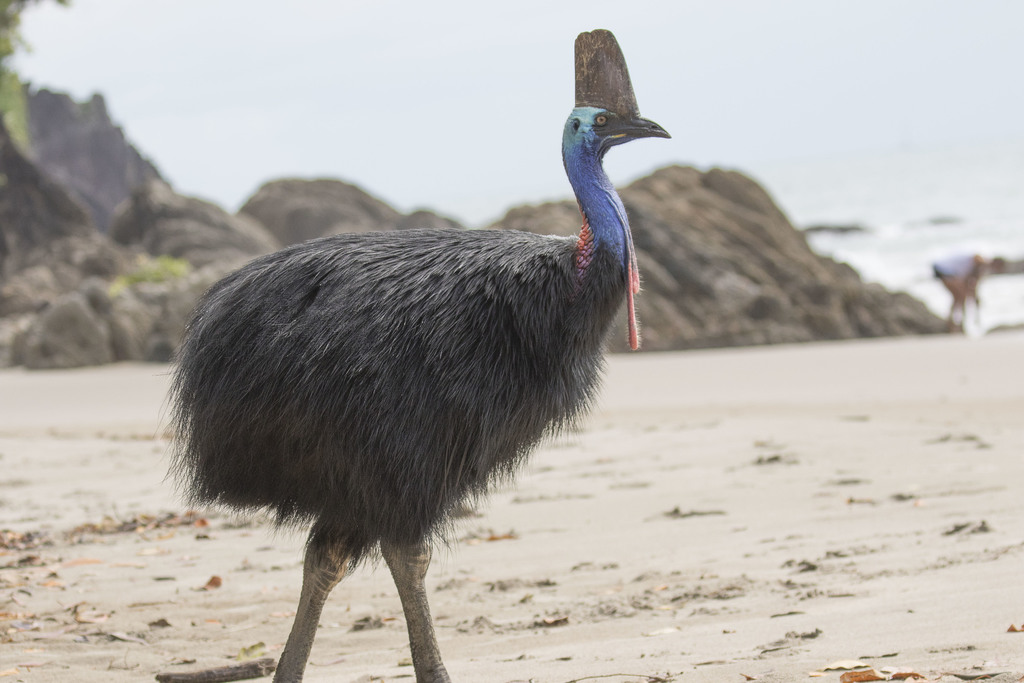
[239,178,463,246]
[395,209,464,232]
[108,266,226,362]
[16,281,115,369]
[12,267,226,368]
[0,116,270,368]
[490,165,945,351]
[803,223,867,235]
[111,180,280,268]
[0,116,134,317]
[0,116,95,269]
[1000,258,1024,275]
[25,88,163,232]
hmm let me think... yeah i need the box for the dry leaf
[0,670,19,678]
[840,671,884,683]
[1009,624,1022,632]
[486,532,518,542]
[825,661,870,671]
[73,610,109,624]
[536,616,568,627]
[61,557,103,567]
[9,620,40,632]
[0,612,34,620]
[200,575,223,590]
[741,675,759,681]
[29,625,73,640]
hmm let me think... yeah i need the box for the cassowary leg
[381,540,451,683]
[273,529,350,683]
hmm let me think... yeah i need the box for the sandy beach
[2,333,1023,682]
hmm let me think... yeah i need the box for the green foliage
[109,255,192,296]
[0,68,28,144]
[2,1,35,71]
[0,0,69,145]
[0,0,70,73]
[0,1,24,69]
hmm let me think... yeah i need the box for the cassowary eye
[572,119,581,132]
[595,114,607,126]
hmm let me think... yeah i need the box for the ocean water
[752,139,1024,334]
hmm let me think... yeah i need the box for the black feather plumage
[169,227,626,563]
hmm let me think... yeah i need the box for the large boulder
[0,116,134,315]
[112,264,227,362]
[490,165,945,351]
[239,178,463,246]
[0,234,134,317]
[10,264,229,369]
[24,88,163,232]
[110,180,280,268]
[0,116,95,270]
[16,282,115,369]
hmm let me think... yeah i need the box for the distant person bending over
[932,253,1006,333]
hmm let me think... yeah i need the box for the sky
[13,0,1024,226]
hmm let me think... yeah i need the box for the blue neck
[562,123,632,276]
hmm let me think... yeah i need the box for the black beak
[601,114,671,147]
[624,115,671,140]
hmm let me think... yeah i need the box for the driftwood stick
[564,674,677,683]
[155,658,276,683]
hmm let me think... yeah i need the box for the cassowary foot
[273,530,350,683]
[382,540,452,683]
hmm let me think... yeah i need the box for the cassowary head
[563,106,669,159]
[563,29,669,159]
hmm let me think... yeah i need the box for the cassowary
[169,29,669,682]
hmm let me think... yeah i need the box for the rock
[999,258,1024,275]
[489,165,946,351]
[240,178,402,245]
[1,234,135,315]
[17,286,114,369]
[24,87,163,232]
[0,115,135,317]
[0,314,32,367]
[988,322,1024,334]
[239,178,464,246]
[110,180,280,268]
[0,265,60,316]
[395,209,464,232]
[803,223,867,235]
[105,286,157,361]
[0,116,95,271]
[122,265,227,362]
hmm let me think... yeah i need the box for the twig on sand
[154,658,276,683]
[564,673,678,683]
